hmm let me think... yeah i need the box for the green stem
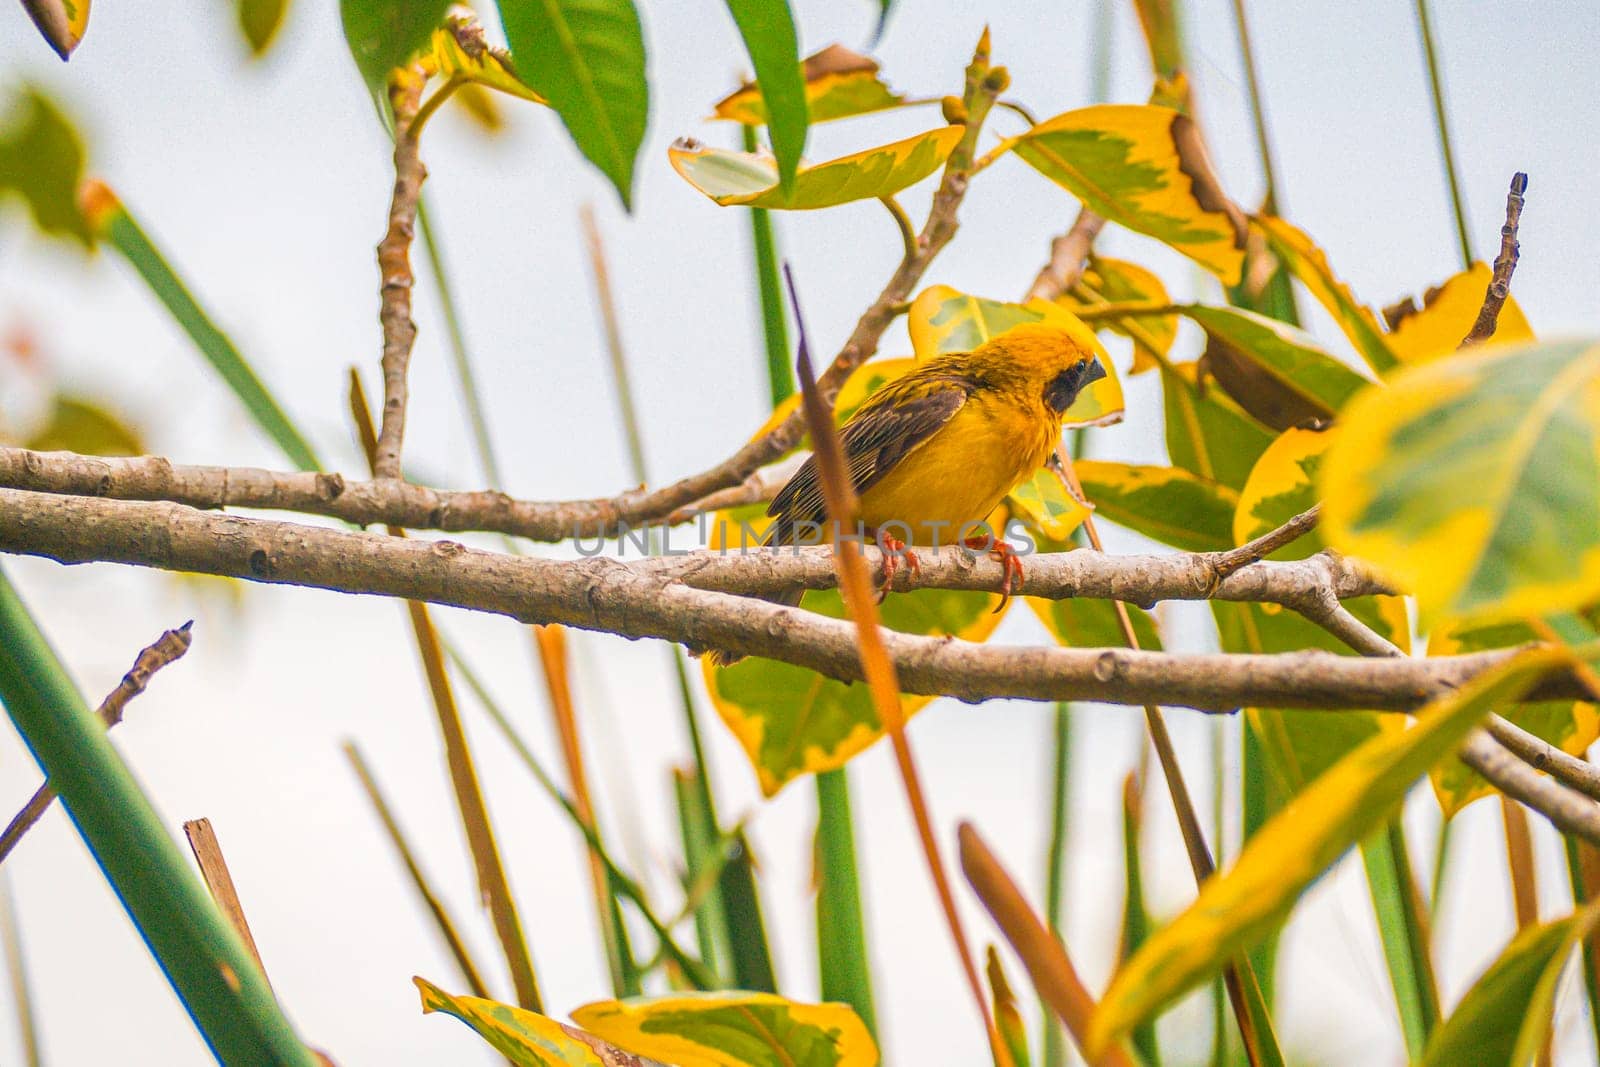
[1088,0,1114,105]
[1414,0,1475,269]
[1039,704,1071,1067]
[816,768,876,1033]
[0,567,318,1065]
[743,124,794,408]
[0,873,41,1067]
[1229,0,1280,213]
[417,197,503,488]
[1564,835,1600,1060]
[1360,821,1440,1060]
[99,203,320,472]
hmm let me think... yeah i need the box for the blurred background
[0,1,1597,1063]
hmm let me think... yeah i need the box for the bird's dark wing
[764,378,970,545]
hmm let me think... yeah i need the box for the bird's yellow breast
[856,389,1057,546]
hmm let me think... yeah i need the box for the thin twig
[343,741,493,999]
[1229,0,1282,214]
[372,70,428,481]
[1461,173,1528,347]
[183,818,270,986]
[1485,715,1600,803]
[0,621,193,865]
[1210,503,1321,580]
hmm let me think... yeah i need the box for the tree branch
[1286,576,1600,844]
[1461,172,1527,347]
[1026,207,1107,302]
[2,487,1591,712]
[0,620,192,865]
[372,71,428,480]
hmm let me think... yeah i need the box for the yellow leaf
[1007,468,1090,543]
[1386,262,1535,365]
[1254,216,1397,375]
[713,43,904,126]
[1231,425,1335,551]
[23,395,144,456]
[571,992,879,1067]
[427,19,547,105]
[415,978,608,1066]
[1088,647,1567,1057]
[907,284,1125,428]
[1075,460,1237,553]
[1060,256,1176,374]
[1321,338,1600,626]
[0,86,92,248]
[1002,105,1247,284]
[668,125,961,210]
[21,0,89,60]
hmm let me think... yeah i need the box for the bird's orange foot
[873,531,920,603]
[965,535,1023,613]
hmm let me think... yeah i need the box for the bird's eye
[1044,359,1107,413]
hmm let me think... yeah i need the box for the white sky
[1,1,1597,1064]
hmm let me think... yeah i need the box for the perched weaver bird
[706,320,1107,666]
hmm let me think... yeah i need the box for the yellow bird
[707,320,1107,666]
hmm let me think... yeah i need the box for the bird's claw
[966,536,1023,613]
[873,533,919,603]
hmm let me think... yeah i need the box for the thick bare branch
[1460,732,1600,844]
[2,487,1590,712]
[1486,715,1600,803]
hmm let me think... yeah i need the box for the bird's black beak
[1045,358,1108,414]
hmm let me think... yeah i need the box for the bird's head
[976,320,1109,416]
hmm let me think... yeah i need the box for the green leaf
[1160,361,1274,491]
[1007,470,1091,544]
[722,0,806,194]
[1088,647,1566,1057]
[0,570,319,1064]
[669,125,960,210]
[1321,338,1600,626]
[572,991,879,1067]
[1255,215,1397,376]
[1073,460,1237,552]
[236,0,289,55]
[0,87,91,247]
[907,284,1125,428]
[90,189,322,471]
[498,0,649,209]
[986,948,1033,1067]
[714,44,903,126]
[416,978,609,1065]
[1002,105,1247,284]
[1421,900,1600,1067]
[339,0,451,90]
[703,582,1005,795]
[1186,303,1371,431]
